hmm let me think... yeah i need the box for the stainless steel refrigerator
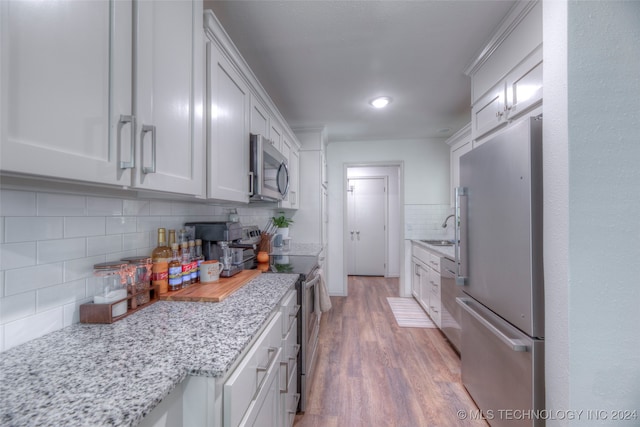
[456,116,544,427]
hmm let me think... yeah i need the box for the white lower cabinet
[279,290,300,427]
[224,312,283,427]
[411,242,442,328]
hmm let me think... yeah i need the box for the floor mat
[387,297,436,328]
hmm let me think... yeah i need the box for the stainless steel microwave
[249,134,289,202]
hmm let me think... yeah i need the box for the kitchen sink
[420,239,455,246]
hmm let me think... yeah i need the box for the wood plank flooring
[294,276,487,427]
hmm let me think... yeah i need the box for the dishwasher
[439,256,463,353]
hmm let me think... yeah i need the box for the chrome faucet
[441,214,455,228]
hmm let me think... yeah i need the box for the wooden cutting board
[159,270,262,302]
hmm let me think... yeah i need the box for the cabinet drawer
[282,326,299,369]
[284,364,299,427]
[280,289,299,336]
[411,244,431,265]
[224,312,282,427]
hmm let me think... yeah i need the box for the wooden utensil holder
[80,284,160,324]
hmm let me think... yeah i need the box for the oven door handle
[304,274,321,290]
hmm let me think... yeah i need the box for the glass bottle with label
[168,229,177,248]
[181,242,192,287]
[168,243,182,292]
[151,228,171,294]
[195,239,205,283]
[188,240,197,283]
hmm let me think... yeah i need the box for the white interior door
[347,177,386,276]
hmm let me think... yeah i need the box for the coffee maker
[184,222,258,277]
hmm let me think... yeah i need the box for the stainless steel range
[269,254,320,413]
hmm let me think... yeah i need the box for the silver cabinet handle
[255,346,279,395]
[140,124,156,174]
[280,361,289,393]
[118,115,135,169]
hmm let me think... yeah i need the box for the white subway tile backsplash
[87,235,122,257]
[0,242,37,270]
[65,217,106,238]
[4,307,63,351]
[123,199,150,216]
[0,291,36,323]
[149,200,172,216]
[64,255,105,282]
[87,197,123,216]
[122,232,150,252]
[37,193,86,216]
[136,216,163,233]
[4,217,64,242]
[0,188,278,352]
[106,216,137,235]
[36,279,86,312]
[37,238,86,264]
[0,190,37,216]
[5,263,64,296]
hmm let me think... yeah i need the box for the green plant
[274,263,294,273]
[272,213,294,228]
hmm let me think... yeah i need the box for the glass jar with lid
[93,261,129,318]
[121,256,152,306]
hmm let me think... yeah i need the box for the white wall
[0,188,276,352]
[544,1,640,423]
[326,138,449,296]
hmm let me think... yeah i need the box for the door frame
[342,162,405,296]
[346,175,389,276]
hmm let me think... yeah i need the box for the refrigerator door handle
[455,186,468,285]
[457,297,529,352]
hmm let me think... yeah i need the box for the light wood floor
[294,276,486,427]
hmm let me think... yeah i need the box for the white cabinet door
[411,260,421,299]
[133,0,203,196]
[505,47,543,121]
[289,148,299,209]
[471,81,507,141]
[250,95,270,138]
[270,121,283,152]
[0,0,132,185]
[206,41,250,203]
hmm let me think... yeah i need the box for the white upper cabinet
[132,0,204,196]
[250,95,270,139]
[0,0,204,196]
[206,41,251,203]
[466,1,542,141]
[269,120,283,151]
[0,0,132,186]
[279,134,299,210]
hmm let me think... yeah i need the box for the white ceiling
[205,1,516,143]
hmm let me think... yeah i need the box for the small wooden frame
[80,284,160,324]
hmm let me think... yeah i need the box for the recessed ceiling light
[369,96,392,109]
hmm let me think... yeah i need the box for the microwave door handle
[278,162,290,196]
[248,171,254,196]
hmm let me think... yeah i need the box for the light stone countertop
[0,273,298,427]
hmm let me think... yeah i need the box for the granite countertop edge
[0,273,299,427]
